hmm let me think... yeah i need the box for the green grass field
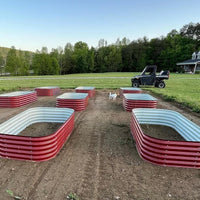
[0,72,199,112]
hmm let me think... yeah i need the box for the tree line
[1,22,200,75]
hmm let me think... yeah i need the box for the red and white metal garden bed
[75,86,95,98]
[56,93,89,111]
[35,86,60,96]
[0,91,37,108]
[0,107,74,161]
[120,87,142,96]
[131,108,200,168]
[123,93,157,111]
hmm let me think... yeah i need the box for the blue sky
[0,0,199,52]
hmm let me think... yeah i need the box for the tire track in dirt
[26,161,53,199]
[79,99,101,200]
[78,92,116,200]
[78,115,101,200]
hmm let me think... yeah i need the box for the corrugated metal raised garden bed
[120,87,142,96]
[35,86,60,96]
[75,86,95,98]
[131,108,200,168]
[0,91,37,108]
[56,93,89,111]
[0,107,74,161]
[123,93,157,111]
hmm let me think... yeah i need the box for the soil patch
[19,122,62,137]
[141,124,185,141]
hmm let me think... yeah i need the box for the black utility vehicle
[131,65,169,88]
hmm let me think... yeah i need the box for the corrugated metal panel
[131,108,200,168]
[123,94,157,111]
[75,86,95,98]
[56,93,89,111]
[0,107,74,161]
[35,86,60,96]
[120,87,142,95]
[0,91,37,108]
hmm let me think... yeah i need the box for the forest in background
[0,22,200,76]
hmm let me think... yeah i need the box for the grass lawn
[147,73,200,112]
[0,72,199,112]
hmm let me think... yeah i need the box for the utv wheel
[132,80,139,87]
[157,81,165,88]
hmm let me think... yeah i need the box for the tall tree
[32,48,59,75]
[63,43,74,74]
[87,47,95,72]
[6,46,18,75]
[180,22,200,41]
[0,52,5,75]
[18,50,30,75]
[107,45,122,72]
[73,41,89,73]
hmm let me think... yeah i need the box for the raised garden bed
[56,93,89,111]
[0,91,37,108]
[35,86,60,96]
[120,87,142,96]
[0,107,74,161]
[123,93,157,111]
[131,108,200,168]
[75,86,95,98]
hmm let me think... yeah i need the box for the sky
[0,0,199,52]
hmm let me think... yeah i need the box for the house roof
[176,59,200,65]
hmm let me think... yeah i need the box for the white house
[176,51,200,73]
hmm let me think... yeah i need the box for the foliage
[66,192,79,200]
[5,47,31,75]
[180,22,200,41]
[1,22,200,75]
[0,52,5,75]
[73,41,89,73]
[0,47,33,75]
[6,190,21,199]
[32,50,59,75]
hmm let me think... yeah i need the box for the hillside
[0,46,34,58]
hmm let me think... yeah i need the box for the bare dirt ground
[0,89,200,200]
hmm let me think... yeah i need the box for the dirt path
[0,90,200,200]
